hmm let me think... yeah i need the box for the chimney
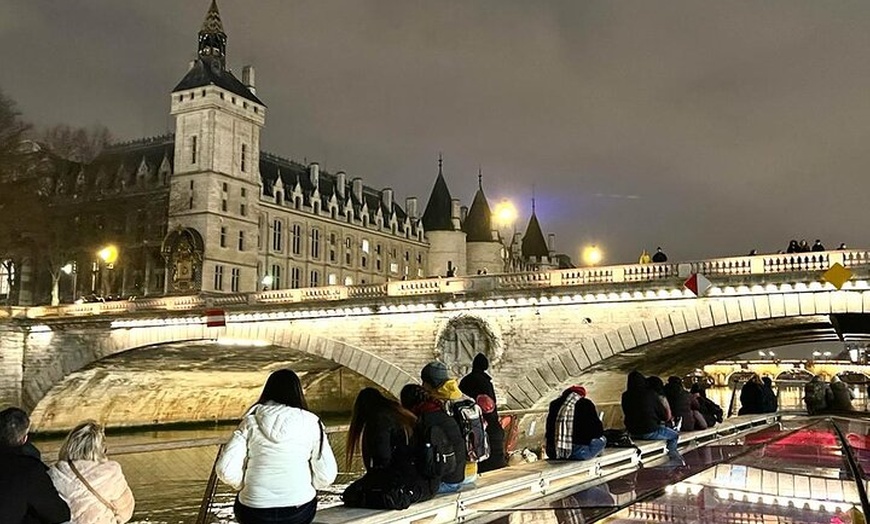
[352,177,363,202]
[460,205,468,223]
[309,162,319,190]
[242,65,256,94]
[405,197,418,219]
[382,188,393,210]
[548,233,556,256]
[451,198,461,229]
[336,171,346,199]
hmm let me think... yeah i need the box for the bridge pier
[0,322,26,408]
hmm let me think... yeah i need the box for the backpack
[603,429,636,449]
[446,398,490,463]
[417,423,456,479]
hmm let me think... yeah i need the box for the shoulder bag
[68,459,121,523]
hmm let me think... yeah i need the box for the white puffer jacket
[216,402,337,508]
[48,459,135,524]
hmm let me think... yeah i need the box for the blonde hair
[58,420,107,462]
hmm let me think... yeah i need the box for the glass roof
[481,416,869,524]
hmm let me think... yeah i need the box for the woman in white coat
[48,421,135,524]
[216,369,338,524]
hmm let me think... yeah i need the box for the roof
[201,0,224,35]
[521,212,549,258]
[172,59,264,105]
[421,171,455,232]
[463,185,493,242]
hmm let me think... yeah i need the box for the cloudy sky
[2,1,869,264]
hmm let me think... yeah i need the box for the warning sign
[684,273,712,297]
[205,308,227,328]
[822,263,852,290]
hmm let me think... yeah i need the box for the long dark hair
[345,387,416,467]
[256,369,308,410]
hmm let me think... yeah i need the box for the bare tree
[0,88,32,181]
[37,123,112,163]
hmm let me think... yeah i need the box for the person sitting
[342,388,437,509]
[48,421,134,523]
[459,353,506,473]
[0,407,70,524]
[651,247,668,263]
[545,385,606,460]
[829,376,854,412]
[804,375,832,415]
[691,384,723,428]
[760,377,778,413]
[216,369,337,524]
[646,376,675,428]
[401,384,467,494]
[664,377,706,432]
[622,371,680,460]
[738,375,765,415]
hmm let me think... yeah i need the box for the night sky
[3,1,869,264]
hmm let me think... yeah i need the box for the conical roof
[421,159,455,232]
[521,211,549,258]
[463,178,493,242]
[201,0,225,35]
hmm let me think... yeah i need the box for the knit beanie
[567,385,587,398]
[420,361,450,388]
[472,353,489,372]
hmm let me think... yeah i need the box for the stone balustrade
[25,249,870,318]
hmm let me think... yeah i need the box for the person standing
[638,250,651,264]
[545,385,606,461]
[651,247,668,263]
[621,371,680,461]
[459,353,506,473]
[812,239,826,252]
[216,369,337,524]
[48,421,135,523]
[0,407,70,524]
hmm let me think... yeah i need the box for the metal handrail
[195,444,224,524]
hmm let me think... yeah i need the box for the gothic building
[2,0,563,304]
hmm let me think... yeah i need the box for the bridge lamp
[812,351,822,357]
[98,245,119,265]
[582,245,603,266]
[493,199,517,229]
[261,275,274,290]
[61,263,74,275]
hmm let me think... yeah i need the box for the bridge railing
[28,249,870,318]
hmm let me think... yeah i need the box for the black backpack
[446,398,490,463]
[417,423,457,479]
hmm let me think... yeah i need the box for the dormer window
[276,191,283,206]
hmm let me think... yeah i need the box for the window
[404,251,410,261]
[345,252,352,265]
[276,191,283,206]
[240,203,247,216]
[362,256,367,269]
[272,219,283,251]
[345,237,352,248]
[310,228,321,259]
[344,276,353,286]
[328,273,337,285]
[222,182,228,193]
[231,268,240,292]
[417,253,422,263]
[270,264,282,289]
[291,224,302,255]
[189,181,194,190]
[191,136,198,164]
[0,261,12,295]
[238,231,245,251]
[241,188,247,198]
[189,197,194,210]
[376,260,382,271]
[362,239,370,253]
[310,270,319,287]
[241,144,247,172]
[220,227,227,247]
[222,199,228,212]
[214,264,224,290]
[390,262,399,274]
[291,267,301,288]
[376,244,382,255]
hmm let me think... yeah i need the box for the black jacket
[459,366,506,473]
[416,402,466,484]
[739,381,764,415]
[664,382,696,431]
[361,412,414,471]
[621,371,668,435]
[0,445,70,524]
[545,392,603,459]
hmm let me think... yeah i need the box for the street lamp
[261,275,274,291]
[96,244,119,297]
[61,262,77,303]
[493,199,518,272]
[582,245,603,267]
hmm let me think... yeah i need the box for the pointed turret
[421,156,455,232]
[198,0,227,69]
[521,201,549,259]
[463,170,493,242]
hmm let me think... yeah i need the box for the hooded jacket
[413,400,466,484]
[0,445,70,524]
[216,402,338,508]
[621,371,668,435]
[429,379,479,479]
[458,355,506,472]
[48,459,134,523]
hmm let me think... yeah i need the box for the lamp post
[261,274,274,292]
[97,245,118,298]
[61,262,77,303]
[493,199,518,273]
[582,245,603,267]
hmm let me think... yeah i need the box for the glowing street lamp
[98,245,119,265]
[261,275,274,291]
[493,199,517,229]
[582,245,603,266]
[493,199,519,273]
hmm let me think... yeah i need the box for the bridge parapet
[22,249,870,319]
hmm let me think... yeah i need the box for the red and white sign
[205,308,226,328]
[684,273,712,297]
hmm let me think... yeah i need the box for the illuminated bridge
[3,249,870,431]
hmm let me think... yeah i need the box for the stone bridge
[3,250,870,431]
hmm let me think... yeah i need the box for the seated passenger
[804,375,832,415]
[664,377,706,432]
[738,375,765,415]
[646,376,675,428]
[342,388,437,509]
[0,407,70,524]
[400,384,467,494]
[760,377,778,413]
[829,376,854,412]
[545,385,606,460]
[691,384,723,427]
[48,421,135,523]
[621,371,681,460]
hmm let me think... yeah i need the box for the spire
[464,171,493,242]
[422,155,455,231]
[198,0,227,69]
[521,207,549,258]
